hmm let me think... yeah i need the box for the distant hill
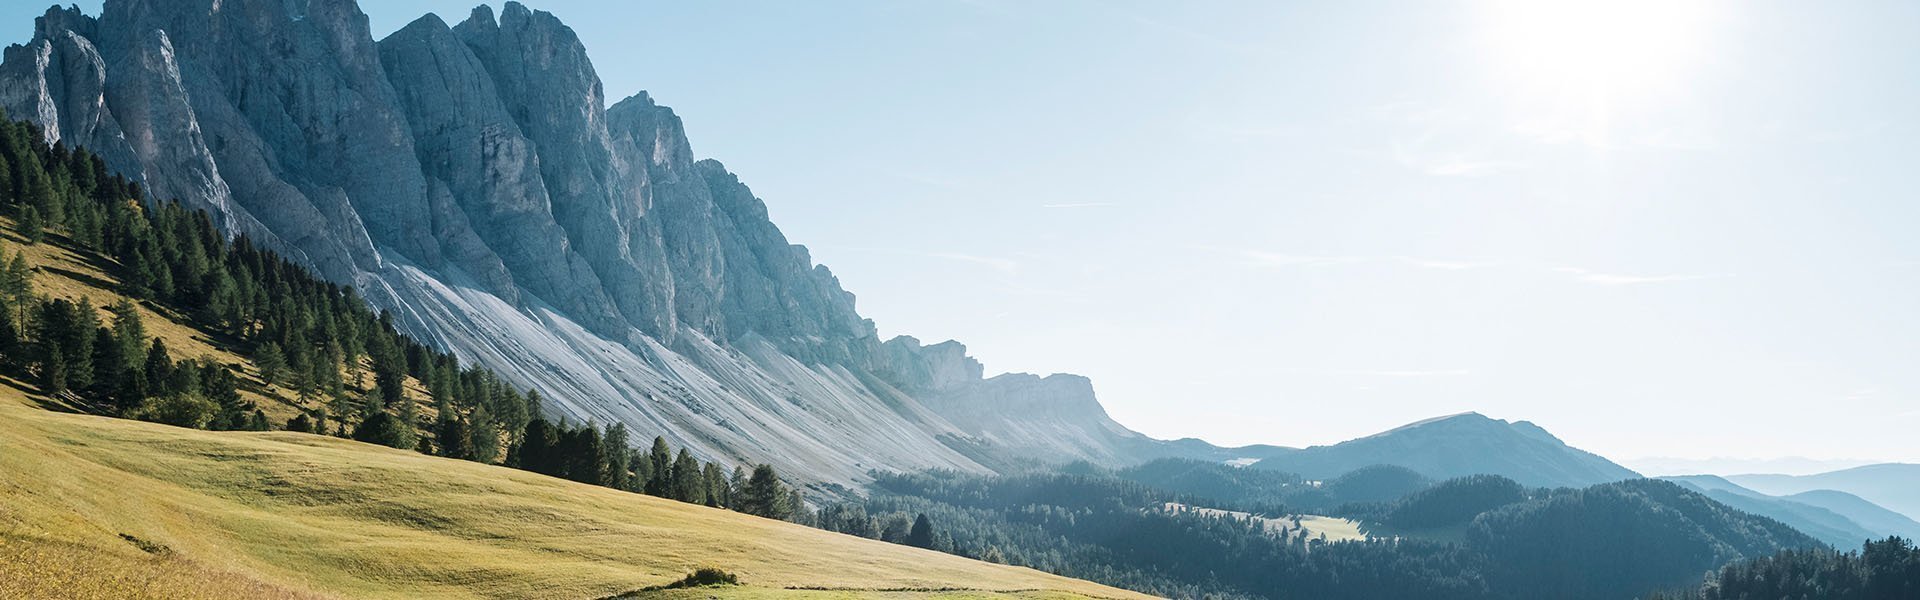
[1469,479,1823,600]
[1662,475,1877,547]
[1730,464,1920,522]
[1250,412,1639,488]
[1786,490,1920,541]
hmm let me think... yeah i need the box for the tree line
[1650,536,1918,600]
[0,113,802,523]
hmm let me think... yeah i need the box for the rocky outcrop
[0,0,1185,488]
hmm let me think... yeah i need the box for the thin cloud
[1396,257,1500,271]
[1238,250,1498,272]
[1337,369,1473,378]
[1553,267,1730,286]
[1390,139,1524,178]
[1240,251,1366,268]
[931,252,1021,275]
[1042,202,1115,209]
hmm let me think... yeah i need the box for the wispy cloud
[1335,369,1473,378]
[1396,257,1501,271]
[932,252,1021,275]
[1238,250,1499,272]
[1041,202,1115,209]
[1240,251,1366,268]
[1552,267,1731,286]
[1390,138,1524,178]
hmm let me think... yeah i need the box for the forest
[1651,537,1919,600]
[814,461,1828,600]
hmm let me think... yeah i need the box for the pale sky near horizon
[9,1,1918,467]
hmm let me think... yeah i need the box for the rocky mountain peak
[0,0,1184,488]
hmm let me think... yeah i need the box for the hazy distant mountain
[1661,475,1877,547]
[1624,456,1879,477]
[1249,412,1639,488]
[1785,490,1920,541]
[1730,464,1920,523]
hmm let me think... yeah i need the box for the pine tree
[730,466,748,509]
[671,449,705,504]
[435,416,473,460]
[906,513,936,549]
[602,423,631,491]
[19,205,42,244]
[1,252,30,306]
[0,304,16,365]
[43,344,68,394]
[742,464,789,519]
[143,338,173,396]
[254,341,287,387]
[703,462,727,508]
[646,436,673,496]
[518,418,558,475]
[564,425,607,486]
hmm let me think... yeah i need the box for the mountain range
[1660,474,1920,547]
[0,0,1199,489]
[1729,464,1920,524]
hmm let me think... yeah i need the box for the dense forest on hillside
[818,466,1824,600]
[0,114,802,523]
[1650,537,1919,600]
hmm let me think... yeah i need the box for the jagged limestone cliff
[0,0,1182,489]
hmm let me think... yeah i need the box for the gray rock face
[0,0,1183,488]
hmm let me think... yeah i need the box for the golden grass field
[0,227,1151,599]
[0,387,1150,599]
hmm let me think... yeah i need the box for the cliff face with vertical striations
[0,0,1195,490]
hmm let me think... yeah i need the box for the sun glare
[1477,0,1720,146]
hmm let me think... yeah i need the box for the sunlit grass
[0,391,1146,599]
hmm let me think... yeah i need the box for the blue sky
[10,1,1918,466]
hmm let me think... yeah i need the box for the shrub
[133,393,217,429]
[663,567,738,588]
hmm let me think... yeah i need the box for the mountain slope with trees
[812,468,1820,600]
[1251,412,1639,488]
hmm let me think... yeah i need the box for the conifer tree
[434,415,473,460]
[602,423,631,491]
[703,462,728,508]
[254,341,286,387]
[906,513,936,549]
[646,436,673,496]
[671,449,706,505]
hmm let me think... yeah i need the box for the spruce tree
[906,513,936,549]
[434,416,473,460]
[646,436,673,496]
[671,449,706,505]
[703,462,727,508]
[602,423,631,491]
[742,464,788,519]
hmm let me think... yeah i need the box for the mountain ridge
[1251,412,1640,488]
[0,0,1197,488]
